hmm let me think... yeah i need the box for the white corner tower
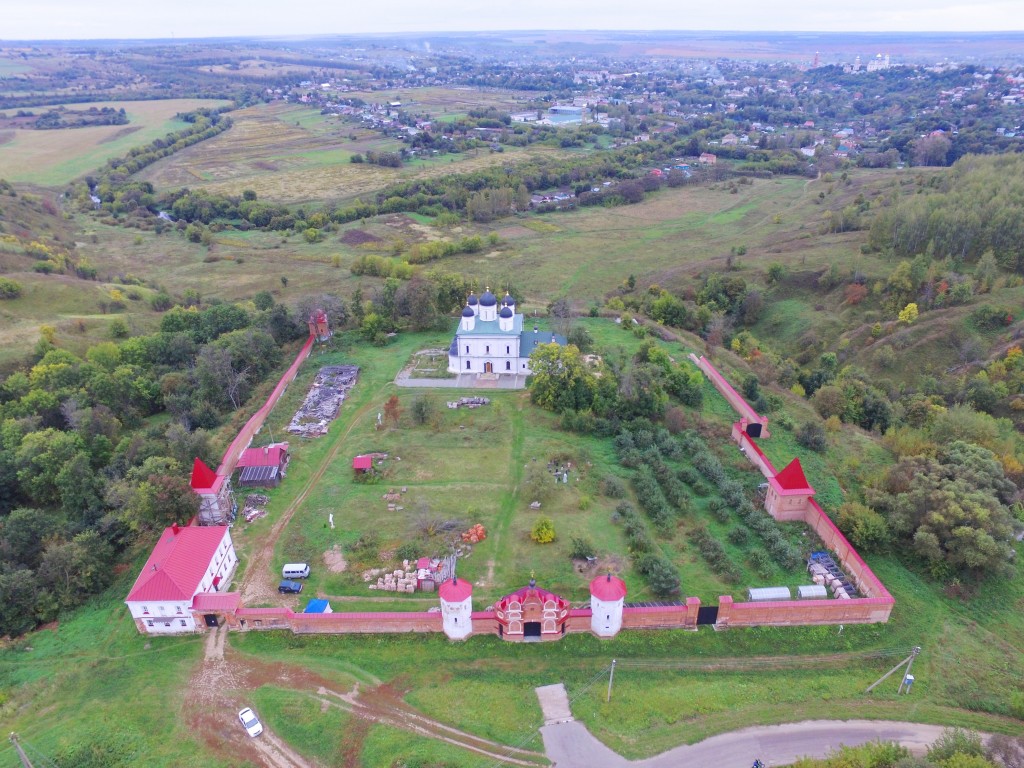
[439,576,474,640]
[589,573,627,638]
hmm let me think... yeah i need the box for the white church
[447,288,566,377]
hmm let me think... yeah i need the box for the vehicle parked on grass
[278,579,304,594]
[282,562,311,579]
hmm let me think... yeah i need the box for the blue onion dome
[499,306,513,318]
[502,293,515,306]
[467,293,478,306]
[479,288,497,306]
[461,305,475,317]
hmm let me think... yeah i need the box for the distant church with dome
[447,288,566,377]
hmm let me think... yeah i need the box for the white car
[238,707,263,737]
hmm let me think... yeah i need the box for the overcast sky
[2,0,1022,41]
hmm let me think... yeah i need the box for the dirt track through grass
[240,394,377,605]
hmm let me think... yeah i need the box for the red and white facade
[438,577,473,640]
[125,523,238,634]
[589,574,627,637]
[494,579,570,641]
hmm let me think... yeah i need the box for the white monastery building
[447,289,566,376]
[125,523,238,634]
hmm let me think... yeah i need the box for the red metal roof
[771,458,815,494]
[438,577,473,602]
[497,583,568,609]
[589,574,627,601]
[192,592,241,611]
[125,525,230,603]
[237,443,289,468]
[190,457,224,493]
[352,455,373,471]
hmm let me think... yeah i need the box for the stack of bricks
[371,568,417,593]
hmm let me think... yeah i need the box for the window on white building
[466,361,471,370]
[176,606,183,614]
[465,345,469,354]
[146,620,154,627]
[506,345,510,354]
[506,361,511,370]
[141,606,149,614]
[179,620,187,627]
[486,345,490,353]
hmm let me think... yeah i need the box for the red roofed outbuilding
[236,442,290,488]
[125,523,238,634]
[352,455,373,473]
[765,457,816,521]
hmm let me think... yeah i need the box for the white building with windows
[125,523,237,634]
[447,289,565,376]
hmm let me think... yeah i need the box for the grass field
[0,98,230,185]
[134,101,570,204]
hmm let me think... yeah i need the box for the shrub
[727,527,750,547]
[569,536,596,560]
[395,542,420,562]
[601,476,626,498]
[634,554,681,597]
[835,501,890,551]
[748,549,775,579]
[108,318,129,339]
[149,292,173,311]
[411,396,435,426]
[796,421,828,452]
[530,516,556,544]
[0,277,22,299]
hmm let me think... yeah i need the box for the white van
[282,563,310,579]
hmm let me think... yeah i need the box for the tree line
[0,295,322,636]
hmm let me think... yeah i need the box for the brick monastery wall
[189,352,893,641]
[231,608,442,634]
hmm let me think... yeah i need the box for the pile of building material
[461,524,487,544]
[446,396,490,409]
[369,568,417,592]
[241,494,269,523]
[287,365,360,437]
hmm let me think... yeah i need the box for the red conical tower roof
[190,457,219,491]
[772,458,814,494]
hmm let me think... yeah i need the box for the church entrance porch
[484,361,493,373]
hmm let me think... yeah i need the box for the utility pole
[606,659,617,703]
[898,647,921,694]
[9,733,35,768]
[866,646,921,694]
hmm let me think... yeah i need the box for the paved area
[535,684,574,725]
[541,719,971,768]
[395,370,528,389]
